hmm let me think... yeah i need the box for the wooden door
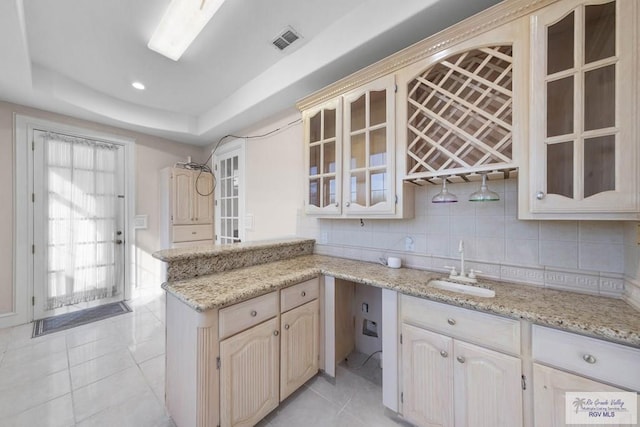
[533,363,634,427]
[280,299,319,400]
[220,318,280,427]
[401,323,454,427]
[172,168,194,225]
[193,171,214,224]
[453,340,523,427]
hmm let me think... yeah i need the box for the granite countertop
[162,254,640,347]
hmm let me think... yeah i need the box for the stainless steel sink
[428,279,495,298]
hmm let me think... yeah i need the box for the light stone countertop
[161,254,640,347]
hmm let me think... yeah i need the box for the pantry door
[32,130,126,319]
[214,139,245,244]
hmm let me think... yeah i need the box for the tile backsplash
[297,178,637,299]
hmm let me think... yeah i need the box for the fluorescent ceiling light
[148,0,225,61]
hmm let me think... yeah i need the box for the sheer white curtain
[44,132,121,310]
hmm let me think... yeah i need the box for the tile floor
[0,289,410,427]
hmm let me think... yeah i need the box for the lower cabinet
[401,323,523,427]
[280,299,320,401]
[220,317,280,427]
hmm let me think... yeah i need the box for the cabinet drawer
[401,295,521,355]
[532,325,640,391]
[172,224,213,243]
[281,278,319,313]
[219,292,278,340]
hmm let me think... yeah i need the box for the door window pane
[309,111,321,143]
[584,135,615,198]
[584,64,615,131]
[323,177,336,207]
[370,170,387,205]
[547,141,574,198]
[309,179,319,207]
[547,12,574,74]
[351,95,366,131]
[547,76,574,137]
[370,90,387,126]
[370,128,387,167]
[323,142,335,173]
[585,2,616,64]
[351,133,366,169]
[309,145,320,175]
[350,172,366,206]
[324,109,336,139]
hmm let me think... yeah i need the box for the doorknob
[115,239,123,245]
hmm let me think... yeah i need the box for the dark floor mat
[32,301,132,338]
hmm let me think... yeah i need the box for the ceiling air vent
[272,27,301,51]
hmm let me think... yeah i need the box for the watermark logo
[566,392,637,425]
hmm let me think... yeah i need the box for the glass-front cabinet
[304,99,342,215]
[525,0,638,219]
[343,75,396,216]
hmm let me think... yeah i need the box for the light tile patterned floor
[0,289,410,427]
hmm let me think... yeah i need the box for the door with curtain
[32,130,126,319]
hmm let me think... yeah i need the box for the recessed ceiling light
[148,0,226,61]
[132,82,145,90]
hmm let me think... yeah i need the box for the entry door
[214,140,245,244]
[32,130,126,319]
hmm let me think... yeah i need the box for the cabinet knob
[447,318,456,326]
[250,310,257,317]
[582,354,597,364]
[456,356,465,364]
[345,202,351,207]
[536,191,546,200]
[440,350,448,358]
[273,330,279,336]
[284,324,290,330]
[301,291,306,297]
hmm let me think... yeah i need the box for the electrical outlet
[405,236,415,252]
[362,302,369,313]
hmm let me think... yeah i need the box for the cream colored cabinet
[522,0,639,219]
[280,299,319,400]
[219,317,280,427]
[401,323,523,427]
[173,168,214,225]
[533,364,634,427]
[301,75,413,218]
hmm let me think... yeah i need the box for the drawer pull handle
[284,324,290,330]
[250,310,257,317]
[447,318,456,326]
[440,350,448,358]
[456,356,465,364]
[273,330,279,336]
[301,291,306,297]
[583,354,597,364]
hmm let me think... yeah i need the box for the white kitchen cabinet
[280,299,320,400]
[533,363,633,427]
[522,0,639,219]
[301,75,414,218]
[220,317,280,427]
[400,295,523,427]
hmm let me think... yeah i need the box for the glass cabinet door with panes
[342,75,396,216]
[527,0,638,218]
[304,99,342,215]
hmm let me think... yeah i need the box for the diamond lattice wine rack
[405,45,517,182]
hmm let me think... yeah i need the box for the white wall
[0,101,206,317]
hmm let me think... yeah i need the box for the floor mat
[32,301,132,338]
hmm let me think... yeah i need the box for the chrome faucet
[444,240,479,284]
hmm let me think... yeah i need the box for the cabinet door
[280,299,319,400]
[401,323,454,427]
[533,363,635,427]
[453,340,523,427]
[343,74,396,216]
[172,168,194,225]
[304,99,342,215]
[193,171,214,224]
[220,317,280,427]
[529,0,638,215]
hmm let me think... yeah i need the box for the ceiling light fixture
[148,0,226,61]
[131,81,146,90]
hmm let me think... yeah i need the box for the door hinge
[32,244,35,254]
[395,84,398,93]
[31,140,34,151]
[400,392,404,403]
[31,193,35,203]
[400,333,403,344]
[216,357,221,369]
[395,195,398,205]
[521,375,526,390]
[32,296,35,306]
[214,200,218,206]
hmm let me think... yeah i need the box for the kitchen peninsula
[154,238,640,427]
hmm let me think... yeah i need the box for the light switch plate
[134,215,148,229]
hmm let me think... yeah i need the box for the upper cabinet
[302,75,413,219]
[521,0,639,219]
[397,21,526,182]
